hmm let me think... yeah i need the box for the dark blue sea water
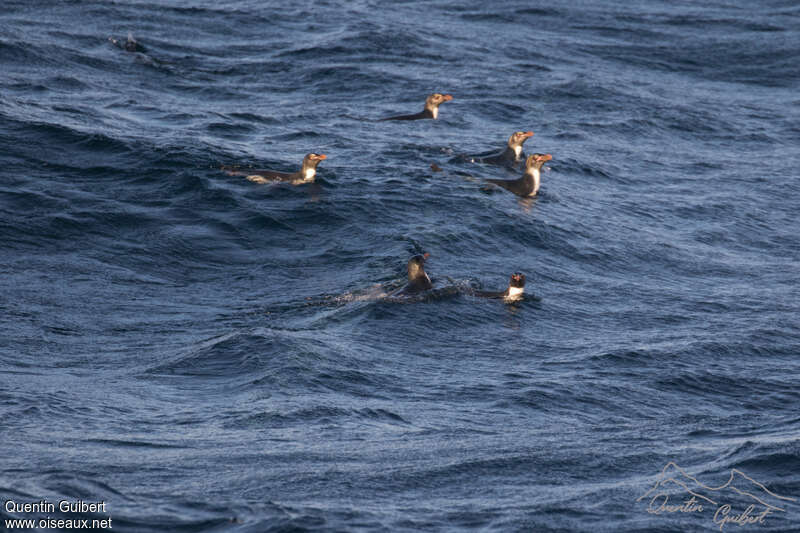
[2,1,800,531]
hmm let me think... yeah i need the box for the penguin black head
[526,153,552,172]
[424,93,453,118]
[509,273,526,289]
[407,253,429,280]
[302,153,327,168]
[508,131,534,150]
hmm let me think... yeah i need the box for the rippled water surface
[2,1,800,531]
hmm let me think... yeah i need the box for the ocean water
[1,0,800,531]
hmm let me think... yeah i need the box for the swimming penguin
[474,273,526,302]
[222,153,327,185]
[473,131,534,168]
[393,253,433,296]
[379,93,453,121]
[486,153,552,197]
[109,32,145,53]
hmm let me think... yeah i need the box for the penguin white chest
[504,286,525,301]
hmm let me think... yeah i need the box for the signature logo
[637,462,796,530]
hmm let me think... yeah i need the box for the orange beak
[423,252,430,259]
[524,131,534,137]
[443,94,453,101]
[538,154,552,162]
[317,154,327,160]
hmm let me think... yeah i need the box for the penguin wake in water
[380,93,453,121]
[486,153,552,197]
[393,253,433,296]
[222,153,326,185]
[474,273,526,302]
[469,131,534,169]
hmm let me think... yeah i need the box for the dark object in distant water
[109,32,145,53]
[470,131,534,169]
[430,163,443,172]
[380,93,453,121]
[487,153,552,197]
[474,273,526,302]
[393,253,433,296]
[222,153,327,185]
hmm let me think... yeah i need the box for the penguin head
[526,153,552,171]
[425,93,453,118]
[509,273,526,289]
[303,153,327,168]
[508,130,534,149]
[299,153,326,181]
[407,253,430,281]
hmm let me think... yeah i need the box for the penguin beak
[317,154,327,160]
[443,94,453,102]
[423,252,430,260]
[524,131,534,138]
[537,154,553,162]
